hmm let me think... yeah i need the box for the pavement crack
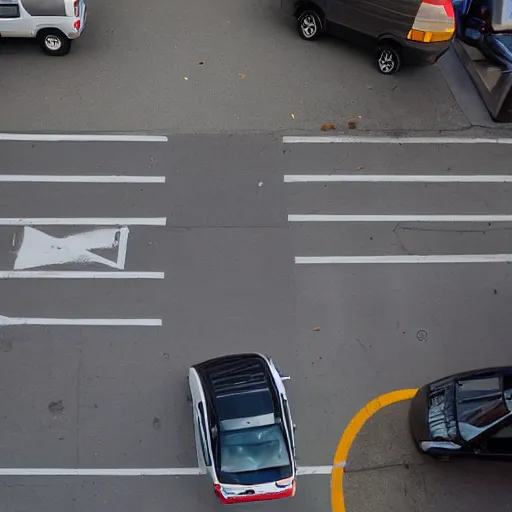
[1,482,50,489]
[344,461,426,474]
[392,223,411,255]
[399,225,512,234]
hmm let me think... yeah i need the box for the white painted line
[0,468,202,476]
[0,316,162,326]
[0,218,166,226]
[0,175,166,183]
[0,466,332,476]
[284,175,512,183]
[282,136,512,144]
[0,134,168,142]
[288,214,512,222]
[0,271,164,279]
[116,227,129,270]
[296,466,333,475]
[295,255,512,264]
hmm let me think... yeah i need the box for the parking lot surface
[1,135,512,511]
[345,401,512,511]
[0,0,470,133]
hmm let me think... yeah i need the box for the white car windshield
[220,424,291,474]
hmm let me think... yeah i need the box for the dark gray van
[281,0,456,73]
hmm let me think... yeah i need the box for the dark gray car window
[22,0,66,17]
[0,2,20,18]
[456,377,512,440]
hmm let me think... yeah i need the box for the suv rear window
[0,2,20,18]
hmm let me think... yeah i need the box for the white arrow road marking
[14,227,129,270]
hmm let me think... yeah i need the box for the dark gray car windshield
[220,424,291,473]
[456,377,511,441]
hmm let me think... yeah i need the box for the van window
[0,1,20,18]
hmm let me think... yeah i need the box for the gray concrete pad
[2,136,512,512]
[0,135,286,228]
[0,0,468,133]
[286,182,512,214]
[0,475,331,511]
[0,338,79,467]
[344,402,512,511]
[292,262,512,463]
[291,223,512,256]
[282,140,512,175]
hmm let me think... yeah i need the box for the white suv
[0,0,86,56]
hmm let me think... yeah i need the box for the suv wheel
[38,30,71,56]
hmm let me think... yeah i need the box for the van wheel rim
[378,50,395,73]
[301,15,317,37]
[45,35,62,50]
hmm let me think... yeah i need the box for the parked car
[281,0,455,74]
[188,353,297,504]
[0,0,86,56]
[409,366,512,459]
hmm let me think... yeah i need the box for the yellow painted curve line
[331,388,419,512]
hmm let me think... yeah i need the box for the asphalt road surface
[0,0,470,133]
[1,134,512,511]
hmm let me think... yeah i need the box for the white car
[0,0,86,56]
[188,353,297,504]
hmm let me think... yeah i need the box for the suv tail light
[407,0,455,43]
[74,0,79,16]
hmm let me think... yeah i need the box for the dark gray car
[281,0,455,73]
[409,367,512,460]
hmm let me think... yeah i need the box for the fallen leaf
[238,73,246,79]
[348,117,357,129]
[291,114,295,119]
[313,326,321,332]
[198,61,205,65]
[321,123,336,131]
[356,165,365,171]
[183,76,189,81]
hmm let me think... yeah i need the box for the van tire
[297,9,323,40]
[37,29,71,56]
[376,45,401,74]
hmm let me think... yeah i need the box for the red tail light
[407,0,455,43]
[73,0,79,16]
